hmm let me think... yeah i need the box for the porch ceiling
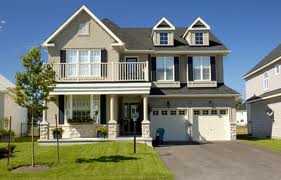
[50,82,152,95]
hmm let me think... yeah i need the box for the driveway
[156,141,281,180]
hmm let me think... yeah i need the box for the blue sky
[1,0,281,98]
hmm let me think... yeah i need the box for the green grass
[238,135,281,153]
[0,142,172,180]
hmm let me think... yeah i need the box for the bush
[0,129,15,142]
[53,128,63,139]
[0,144,16,159]
[97,126,108,138]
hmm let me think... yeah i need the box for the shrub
[0,129,15,140]
[52,128,63,139]
[97,126,108,138]
[0,145,16,159]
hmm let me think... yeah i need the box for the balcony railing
[51,62,149,82]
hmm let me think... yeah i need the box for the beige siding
[47,10,119,64]
[153,31,174,46]
[0,93,4,121]
[185,30,209,46]
[248,97,281,138]
[245,59,281,99]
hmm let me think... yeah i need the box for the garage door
[192,109,230,142]
[151,109,190,141]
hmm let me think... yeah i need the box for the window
[219,110,227,115]
[202,110,209,115]
[160,32,168,45]
[263,72,269,90]
[275,65,280,75]
[161,110,168,115]
[193,56,211,81]
[72,95,91,120]
[194,110,200,115]
[156,56,174,81]
[195,32,203,45]
[78,22,89,35]
[211,110,218,115]
[153,110,159,116]
[170,110,177,115]
[66,49,101,77]
[179,110,186,115]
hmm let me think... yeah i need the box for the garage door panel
[151,109,190,141]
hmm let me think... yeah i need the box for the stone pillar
[40,101,49,140]
[142,95,151,138]
[108,95,118,139]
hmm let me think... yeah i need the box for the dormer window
[78,22,89,35]
[160,32,169,45]
[195,32,203,45]
[152,17,175,46]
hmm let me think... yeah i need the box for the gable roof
[244,44,281,79]
[41,5,124,47]
[0,74,14,92]
[153,17,175,30]
[102,19,228,52]
[183,17,211,38]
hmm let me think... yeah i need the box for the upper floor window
[78,22,89,35]
[263,72,269,90]
[275,65,280,75]
[195,32,203,45]
[156,56,174,81]
[193,56,211,81]
[159,32,168,45]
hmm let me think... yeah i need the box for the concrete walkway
[156,141,281,180]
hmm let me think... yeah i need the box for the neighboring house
[244,44,281,138]
[0,74,27,136]
[236,110,247,126]
[39,5,239,144]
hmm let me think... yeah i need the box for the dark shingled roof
[102,19,228,51]
[150,83,239,96]
[245,44,281,77]
[246,88,281,102]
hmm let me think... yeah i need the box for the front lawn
[0,141,172,180]
[239,136,281,153]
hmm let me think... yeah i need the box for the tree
[12,47,56,167]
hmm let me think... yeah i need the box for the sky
[1,0,281,98]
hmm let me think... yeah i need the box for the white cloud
[0,20,5,24]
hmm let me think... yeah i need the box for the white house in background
[244,44,281,138]
[236,110,247,126]
[0,74,27,136]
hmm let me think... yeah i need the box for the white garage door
[151,109,189,141]
[192,109,230,142]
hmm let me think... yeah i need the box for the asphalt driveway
[156,141,281,180]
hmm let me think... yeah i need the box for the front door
[121,103,142,136]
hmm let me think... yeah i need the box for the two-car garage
[150,108,231,142]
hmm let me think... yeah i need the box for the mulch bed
[11,165,49,173]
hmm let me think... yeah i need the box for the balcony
[51,62,149,82]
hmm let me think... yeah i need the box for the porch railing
[51,62,149,82]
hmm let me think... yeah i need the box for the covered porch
[39,83,152,144]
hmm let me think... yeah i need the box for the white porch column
[142,95,151,138]
[40,100,49,140]
[108,95,119,139]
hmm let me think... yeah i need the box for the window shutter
[60,50,66,63]
[188,56,193,81]
[101,49,107,63]
[210,56,216,81]
[58,95,64,124]
[100,95,106,124]
[174,57,179,81]
[151,57,156,81]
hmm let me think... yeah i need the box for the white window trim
[195,32,204,45]
[78,22,90,35]
[156,56,175,81]
[262,72,269,91]
[192,56,211,81]
[275,64,280,75]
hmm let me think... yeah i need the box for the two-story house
[244,44,281,138]
[39,5,239,144]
